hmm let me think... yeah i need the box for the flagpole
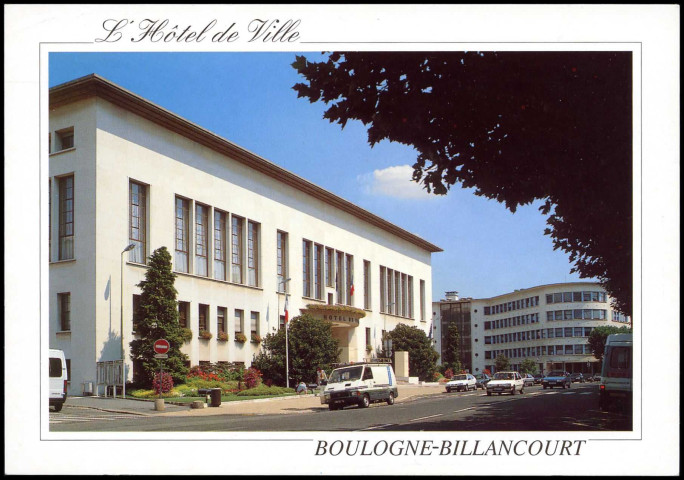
[285,293,290,389]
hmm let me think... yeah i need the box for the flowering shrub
[251,333,262,344]
[217,331,229,341]
[444,368,454,379]
[199,329,213,340]
[187,367,221,382]
[153,371,174,394]
[434,371,444,381]
[235,332,247,343]
[243,367,262,389]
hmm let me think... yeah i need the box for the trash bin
[210,388,222,407]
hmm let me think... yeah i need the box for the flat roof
[49,74,442,253]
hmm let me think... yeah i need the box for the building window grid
[213,211,227,281]
[231,216,244,284]
[336,251,345,305]
[314,244,323,300]
[129,181,147,264]
[58,175,74,260]
[345,254,354,306]
[302,240,312,298]
[247,221,259,286]
[175,197,190,273]
[363,260,371,310]
[195,204,209,276]
[325,248,335,287]
[277,231,288,292]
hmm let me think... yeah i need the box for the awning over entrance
[300,304,365,328]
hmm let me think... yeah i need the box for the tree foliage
[588,325,633,361]
[440,322,463,372]
[494,354,511,372]
[251,314,341,386]
[386,323,439,381]
[293,52,632,315]
[520,358,539,375]
[129,247,189,386]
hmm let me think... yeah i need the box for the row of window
[302,241,355,305]
[484,326,597,344]
[173,194,260,286]
[175,300,264,337]
[545,291,607,304]
[546,309,607,321]
[484,313,540,330]
[483,296,540,315]
[485,343,593,359]
[380,266,418,319]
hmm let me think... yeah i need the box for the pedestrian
[296,381,308,394]
[316,367,328,386]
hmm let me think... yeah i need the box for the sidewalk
[65,383,446,417]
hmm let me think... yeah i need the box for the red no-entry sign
[153,339,170,354]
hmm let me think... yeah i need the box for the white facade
[433,282,631,375]
[48,75,440,395]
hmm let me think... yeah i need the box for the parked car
[521,373,535,387]
[570,373,585,383]
[445,374,477,393]
[542,370,572,389]
[486,371,525,396]
[474,373,491,389]
[533,373,544,384]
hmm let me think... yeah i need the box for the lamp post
[120,243,135,398]
[277,277,291,388]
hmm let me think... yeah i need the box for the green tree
[293,52,632,315]
[588,325,633,362]
[386,323,439,381]
[441,322,463,372]
[494,354,511,372]
[129,247,189,386]
[520,358,539,375]
[251,314,340,386]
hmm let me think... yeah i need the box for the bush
[244,367,262,389]
[153,371,174,394]
[444,368,454,379]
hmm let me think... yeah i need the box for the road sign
[153,339,170,355]
[154,353,168,359]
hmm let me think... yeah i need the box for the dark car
[521,373,535,387]
[570,373,585,383]
[533,373,544,384]
[542,370,572,389]
[474,373,491,390]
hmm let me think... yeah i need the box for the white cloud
[358,165,433,199]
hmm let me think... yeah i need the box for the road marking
[561,392,577,395]
[579,392,593,395]
[453,407,476,413]
[50,414,143,424]
[359,424,395,431]
[409,413,443,422]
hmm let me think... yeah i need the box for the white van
[320,362,398,411]
[599,333,632,411]
[49,349,68,411]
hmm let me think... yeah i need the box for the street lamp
[121,243,135,399]
[277,277,291,388]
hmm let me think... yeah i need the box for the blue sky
[49,52,586,300]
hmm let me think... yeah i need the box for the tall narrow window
[325,248,335,287]
[401,274,407,317]
[250,311,259,337]
[129,181,147,263]
[213,210,227,280]
[217,307,227,335]
[394,271,401,315]
[175,197,189,273]
[48,179,52,261]
[379,266,386,312]
[234,309,244,334]
[387,269,394,314]
[132,294,142,332]
[247,221,259,286]
[314,244,323,300]
[277,231,288,292]
[58,175,74,260]
[58,292,70,331]
[231,216,244,283]
[420,279,426,321]
[198,304,209,332]
[408,276,414,318]
[345,254,354,306]
[363,260,371,310]
[302,240,312,297]
[195,204,209,276]
[336,251,345,304]
[178,301,189,328]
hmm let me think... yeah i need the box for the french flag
[284,295,289,324]
[350,274,355,297]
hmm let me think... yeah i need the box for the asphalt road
[49,384,631,432]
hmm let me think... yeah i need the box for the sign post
[153,339,170,410]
